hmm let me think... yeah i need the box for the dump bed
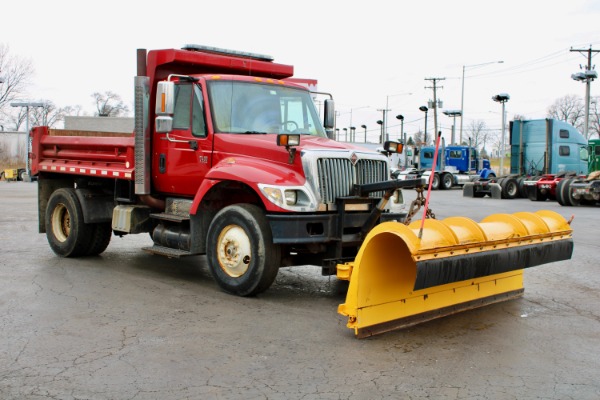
[30,126,135,180]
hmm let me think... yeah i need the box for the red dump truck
[30,45,410,297]
[30,45,573,338]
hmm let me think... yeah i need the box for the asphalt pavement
[1,181,599,400]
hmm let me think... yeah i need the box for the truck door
[470,148,477,171]
[153,82,211,197]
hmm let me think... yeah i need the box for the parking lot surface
[1,182,599,399]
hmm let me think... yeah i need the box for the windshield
[207,80,326,136]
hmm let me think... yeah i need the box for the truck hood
[213,134,381,166]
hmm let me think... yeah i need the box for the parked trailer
[464,119,588,199]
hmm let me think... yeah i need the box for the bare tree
[465,120,489,150]
[0,44,34,115]
[412,129,424,146]
[546,94,585,132]
[588,97,600,139]
[29,101,70,128]
[92,91,129,117]
[7,106,27,130]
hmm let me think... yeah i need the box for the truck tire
[501,178,519,199]
[45,188,93,257]
[441,173,453,190]
[556,178,568,206]
[565,178,580,206]
[207,204,281,296]
[85,222,112,256]
[431,173,440,190]
[557,178,578,206]
[517,177,527,198]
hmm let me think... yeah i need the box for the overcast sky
[2,0,600,146]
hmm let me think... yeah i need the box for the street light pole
[396,115,405,167]
[492,93,510,175]
[442,110,462,145]
[419,106,428,145]
[376,120,383,143]
[383,92,411,144]
[460,60,504,145]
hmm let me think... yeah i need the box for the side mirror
[580,147,589,161]
[155,116,173,133]
[156,81,175,115]
[323,99,335,129]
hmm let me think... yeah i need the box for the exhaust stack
[134,49,151,195]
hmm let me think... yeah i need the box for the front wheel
[206,204,281,296]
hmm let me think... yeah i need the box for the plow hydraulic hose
[337,210,573,338]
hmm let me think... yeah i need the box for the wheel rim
[444,175,452,188]
[51,203,70,243]
[216,224,252,278]
[508,182,517,197]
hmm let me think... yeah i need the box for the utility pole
[425,77,445,145]
[570,46,599,138]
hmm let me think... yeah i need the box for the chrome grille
[316,158,388,204]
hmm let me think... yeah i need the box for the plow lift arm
[337,133,574,338]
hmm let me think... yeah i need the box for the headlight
[258,184,317,211]
[284,190,297,205]
[261,187,284,206]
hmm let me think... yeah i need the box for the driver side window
[172,83,207,137]
[173,83,192,130]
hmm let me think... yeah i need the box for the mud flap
[337,210,573,338]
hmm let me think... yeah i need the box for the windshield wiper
[244,131,268,134]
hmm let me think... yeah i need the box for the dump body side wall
[30,127,135,180]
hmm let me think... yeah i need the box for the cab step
[150,212,190,223]
[142,245,194,258]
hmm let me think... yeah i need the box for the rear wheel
[501,178,519,199]
[517,177,528,198]
[566,178,580,206]
[207,204,281,296]
[85,222,112,256]
[556,178,569,206]
[45,188,93,257]
[431,173,440,190]
[441,173,453,190]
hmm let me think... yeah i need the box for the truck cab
[398,144,494,189]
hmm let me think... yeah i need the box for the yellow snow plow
[337,210,573,338]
